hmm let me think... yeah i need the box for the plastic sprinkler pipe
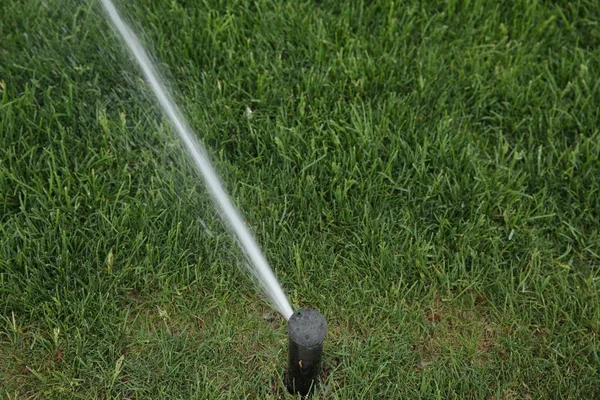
[286,308,327,396]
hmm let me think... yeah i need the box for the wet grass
[1,0,599,398]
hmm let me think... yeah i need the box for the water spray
[286,308,327,396]
[99,0,293,320]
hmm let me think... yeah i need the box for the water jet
[99,0,293,320]
[286,308,327,397]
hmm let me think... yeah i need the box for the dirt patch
[271,358,342,400]
[0,339,38,398]
[416,297,501,368]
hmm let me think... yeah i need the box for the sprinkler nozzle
[286,308,327,397]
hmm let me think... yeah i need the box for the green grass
[1,0,599,398]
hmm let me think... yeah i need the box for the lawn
[1,0,599,398]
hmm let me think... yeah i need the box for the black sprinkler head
[286,308,327,397]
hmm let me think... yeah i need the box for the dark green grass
[1,0,599,398]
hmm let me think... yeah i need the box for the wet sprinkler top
[288,308,327,348]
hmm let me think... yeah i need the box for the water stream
[100,0,294,320]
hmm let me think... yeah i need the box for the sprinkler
[286,308,327,397]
